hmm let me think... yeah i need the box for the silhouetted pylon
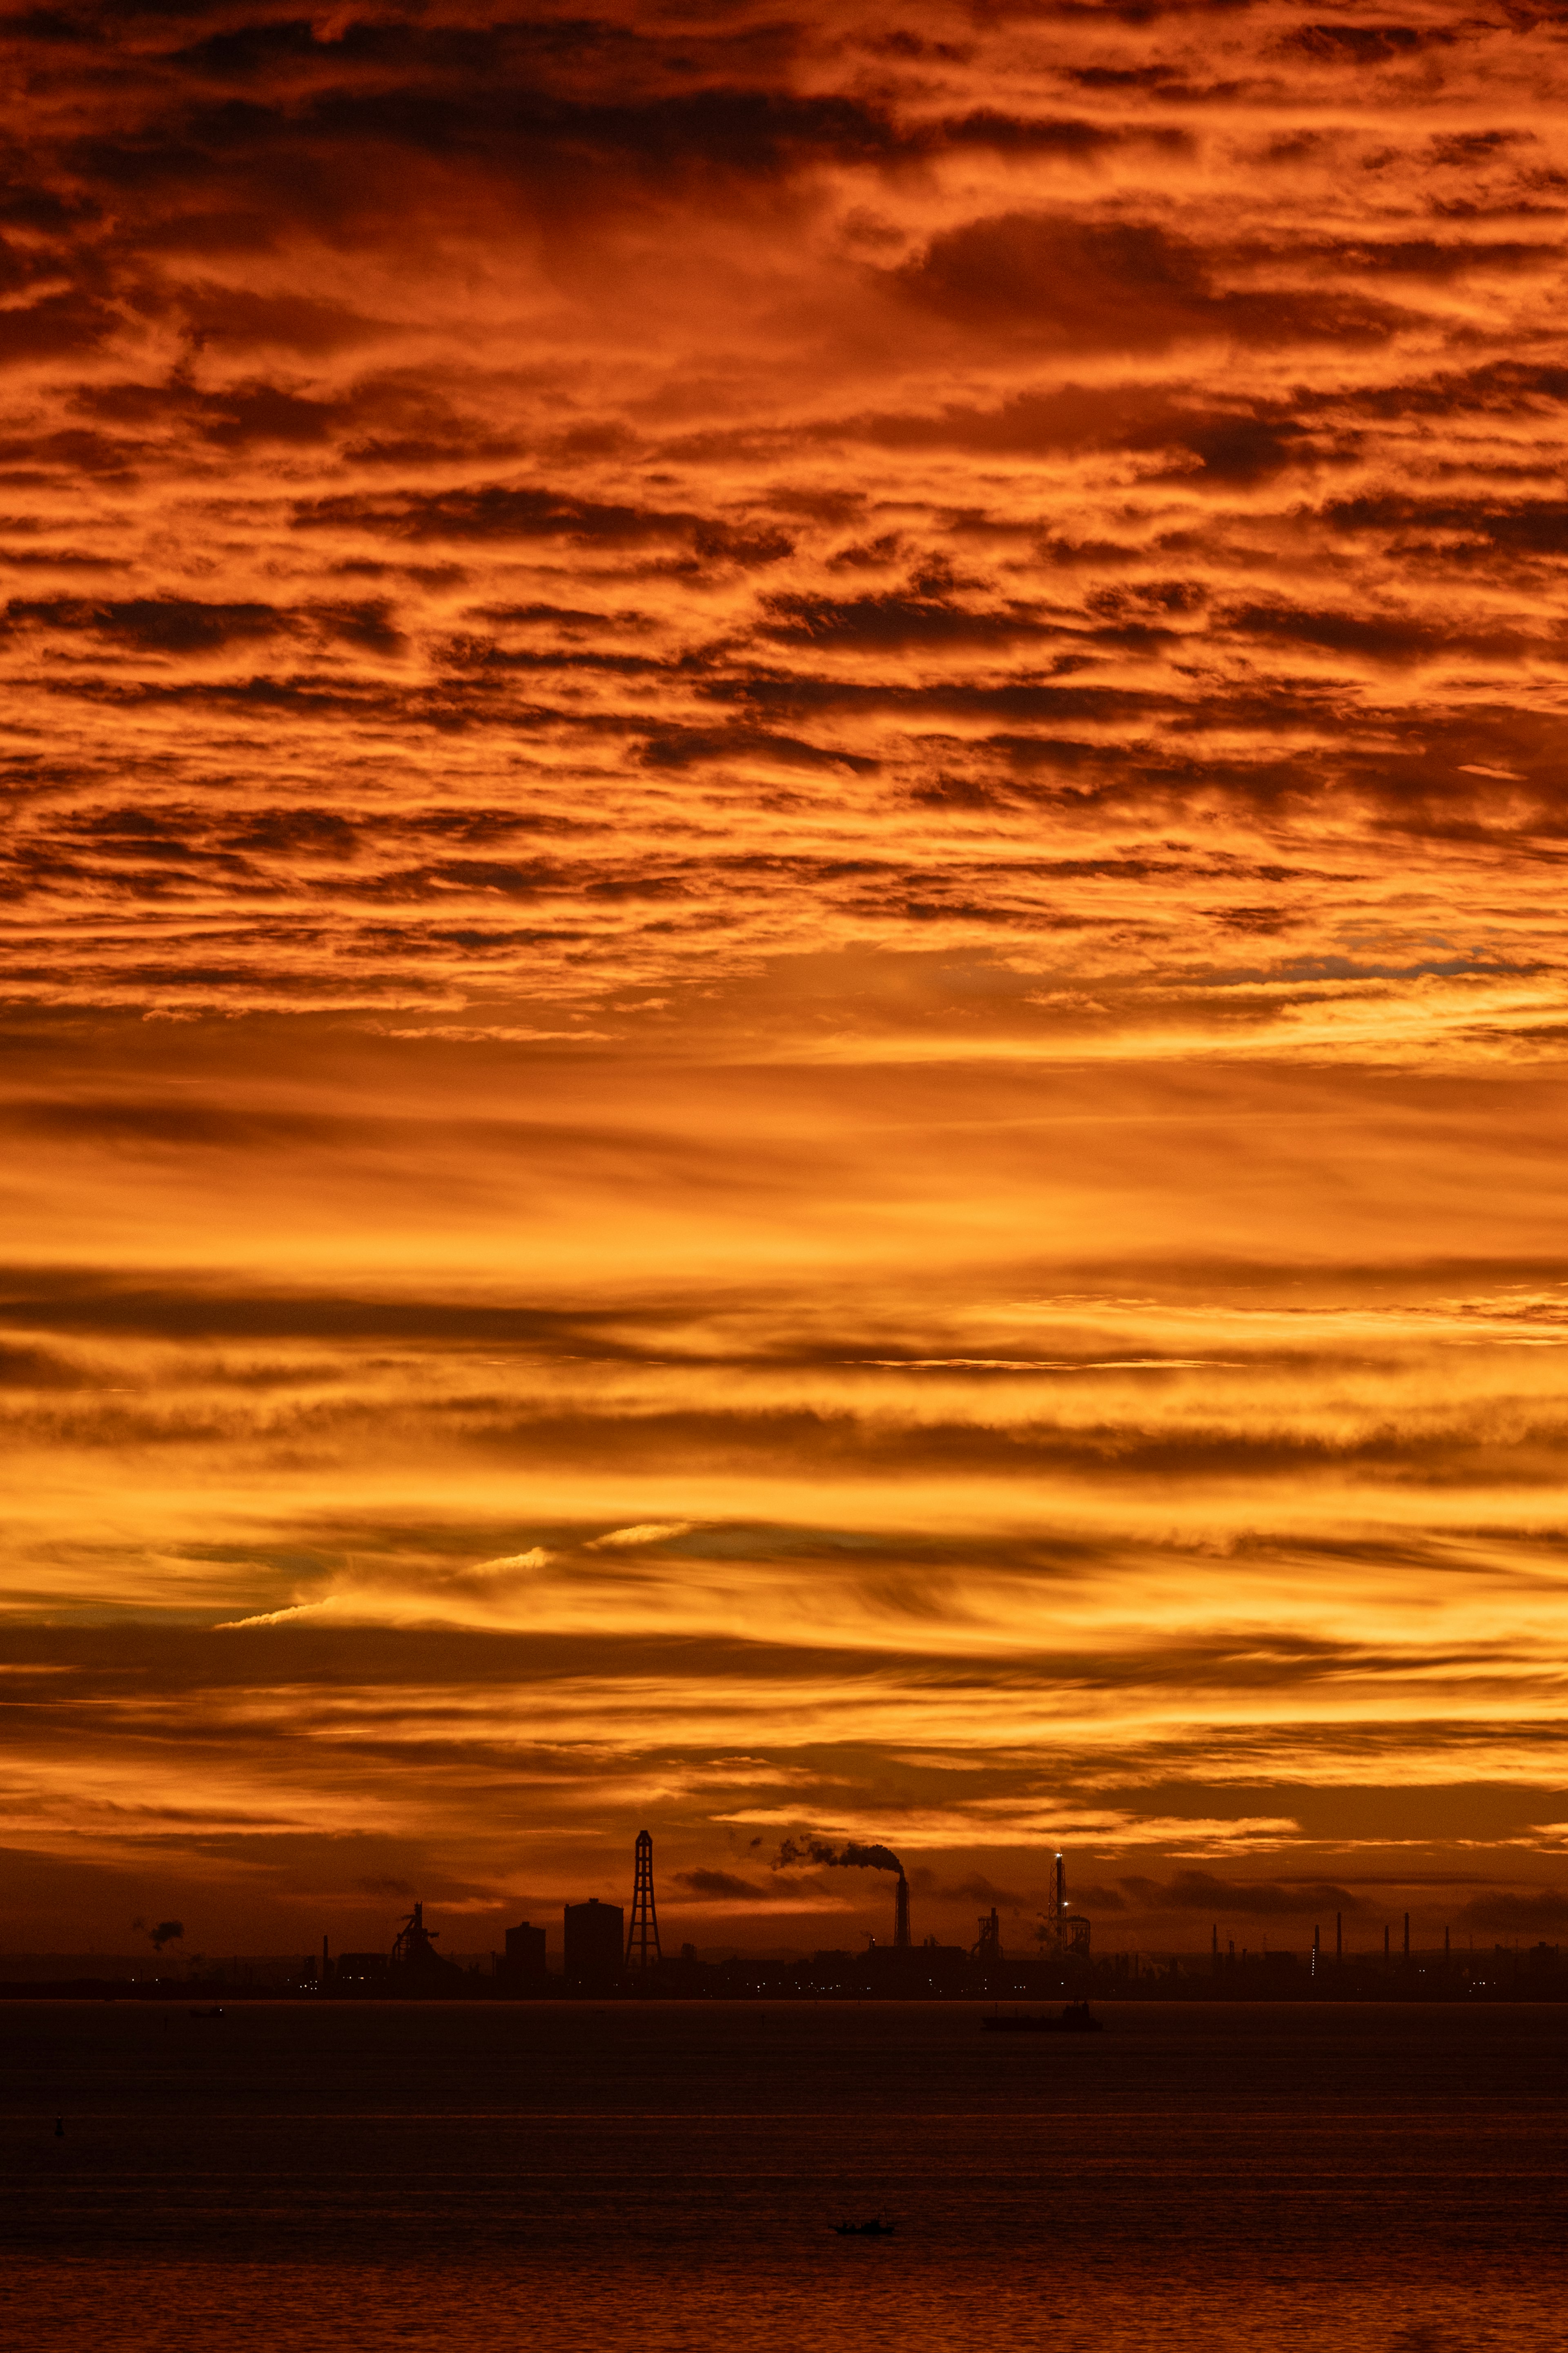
[626,1828,662,1976]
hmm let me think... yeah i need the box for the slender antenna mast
[626,1829,662,1976]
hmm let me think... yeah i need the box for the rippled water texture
[5,2001,1565,2350]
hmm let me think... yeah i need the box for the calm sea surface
[2,2000,1564,2351]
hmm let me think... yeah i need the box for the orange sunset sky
[3,0,1568,1963]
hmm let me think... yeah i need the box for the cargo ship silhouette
[982,2001,1103,2034]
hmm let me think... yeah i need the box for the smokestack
[894,1872,910,1949]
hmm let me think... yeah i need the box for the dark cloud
[1066,65,1193,93]
[71,374,359,451]
[829,385,1318,482]
[673,1868,769,1898]
[1456,1889,1568,1933]
[931,1872,1034,1909]
[1086,581,1206,623]
[5,595,289,653]
[1222,600,1527,667]
[895,210,1411,351]
[0,290,116,364]
[293,483,700,548]
[1284,23,1441,64]
[468,602,649,630]
[1119,1873,1365,1915]
[938,110,1191,160]
[308,599,405,656]
[69,369,528,466]
[1323,492,1568,560]
[1158,414,1311,482]
[760,588,1054,650]
[0,1340,87,1389]
[1314,357,1568,425]
[632,723,878,774]
[441,635,666,680]
[194,381,347,449]
[0,1097,361,1149]
[0,426,145,479]
[218,806,359,856]
[1302,236,1547,283]
[125,80,916,237]
[178,285,392,354]
[0,1271,657,1348]
[897,212,1214,350]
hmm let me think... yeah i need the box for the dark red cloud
[895,210,1412,350]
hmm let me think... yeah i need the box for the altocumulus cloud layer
[2,0,1568,1957]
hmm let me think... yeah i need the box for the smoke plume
[145,1918,184,1951]
[775,1837,904,1876]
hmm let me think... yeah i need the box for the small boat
[832,2218,896,2237]
[982,2001,1102,2034]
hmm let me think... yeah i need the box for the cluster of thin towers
[589,1836,1091,1975]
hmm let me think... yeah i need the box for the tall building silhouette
[564,1898,624,1991]
[503,1921,546,1977]
[626,1829,662,1976]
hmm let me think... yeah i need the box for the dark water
[4,2001,1565,2350]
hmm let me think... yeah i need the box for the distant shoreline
[3,1980,1564,2007]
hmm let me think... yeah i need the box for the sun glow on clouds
[3,0,1568,1956]
[589,1526,697,1549]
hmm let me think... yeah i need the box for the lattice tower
[626,1829,662,1974]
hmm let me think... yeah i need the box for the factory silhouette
[3,1836,1563,2002]
[324,1830,1093,1999]
[294,1837,1558,2005]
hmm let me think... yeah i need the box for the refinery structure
[302,1842,1552,2005]
[320,1837,1095,2001]
[5,1838,1555,2003]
